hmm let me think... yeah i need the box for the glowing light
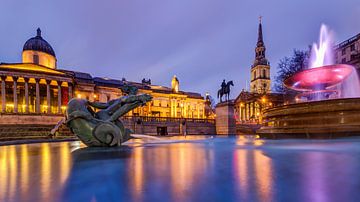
[0,64,64,75]
[77,94,81,98]
[309,24,334,68]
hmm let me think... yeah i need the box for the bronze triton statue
[217,79,234,102]
[65,85,152,147]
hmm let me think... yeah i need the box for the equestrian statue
[217,79,234,102]
[65,84,152,147]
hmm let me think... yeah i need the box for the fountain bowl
[284,64,354,91]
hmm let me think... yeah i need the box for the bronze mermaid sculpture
[65,85,152,147]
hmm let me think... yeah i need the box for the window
[262,69,266,78]
[253,71,256,79]
[33,55,39,64]
[351,44,355,51]
[351,54,357,60]
[342,58,346,63]
[342,49,346,55]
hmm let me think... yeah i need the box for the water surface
[1,136,360,202]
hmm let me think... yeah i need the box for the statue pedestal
[215,101,236,135]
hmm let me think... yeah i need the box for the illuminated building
[234,19,283,124]
[335,33,360,71]
[0,28,209,124]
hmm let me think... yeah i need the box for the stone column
[68,83,73,100]
[57,81,62,114]
[24,78,29,113]
[46,80,51,114]
[13,77,18,113]
[1,76,6,113]
[35,78,40,113]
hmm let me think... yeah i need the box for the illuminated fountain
[258,25,360,138]
[285,25,360,101]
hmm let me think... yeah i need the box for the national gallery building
[0,28,209,122]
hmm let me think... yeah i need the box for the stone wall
[122,116,215,135]
[0,114,63,125]
[0,114,215,141]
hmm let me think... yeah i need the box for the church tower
[250,17,271,94]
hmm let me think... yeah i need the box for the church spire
[253,16,268,68]
[257,16,263,46]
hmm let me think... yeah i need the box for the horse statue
[217,80,234,102]
[65,85,152,147]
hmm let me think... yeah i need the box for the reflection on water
[1,136,360,202]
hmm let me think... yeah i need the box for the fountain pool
[1,136,360,202]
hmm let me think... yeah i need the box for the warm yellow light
[240,103,244,107]
[93,94,97,98]
[256,112,260,116]
[261,97,266,103]
[0,64,63,75]
[77,94,81,98]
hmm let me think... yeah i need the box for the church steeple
[257,16,264,46]
[250,16,271,94]
[253,16,269,68]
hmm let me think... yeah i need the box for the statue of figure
[65,85,152,147]
[217,80,234,102]
[221,79,226,92]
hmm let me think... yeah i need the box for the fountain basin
[257,98,360,138]
[284,64,353,91]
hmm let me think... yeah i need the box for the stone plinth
[215,101,236,135]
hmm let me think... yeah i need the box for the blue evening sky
[0,0,359,99]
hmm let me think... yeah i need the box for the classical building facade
[0,28,209,121]
[335,33,360,70]
[250,18,271,94]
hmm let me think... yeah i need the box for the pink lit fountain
[257,25,360,138]
[284,24,360,102]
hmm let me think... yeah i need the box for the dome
[23,28,56,57]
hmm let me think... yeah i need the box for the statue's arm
[87,101,109,109]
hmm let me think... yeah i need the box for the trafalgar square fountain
[258,24,360,138]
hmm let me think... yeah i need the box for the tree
[274,49,310,93]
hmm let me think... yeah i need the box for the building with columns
[0,28,209,124]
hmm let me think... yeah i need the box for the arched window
[262,69,266,78]
[253,71,256,79]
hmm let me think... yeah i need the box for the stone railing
[121,116,215,124]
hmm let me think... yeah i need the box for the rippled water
[1,136,360,202]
